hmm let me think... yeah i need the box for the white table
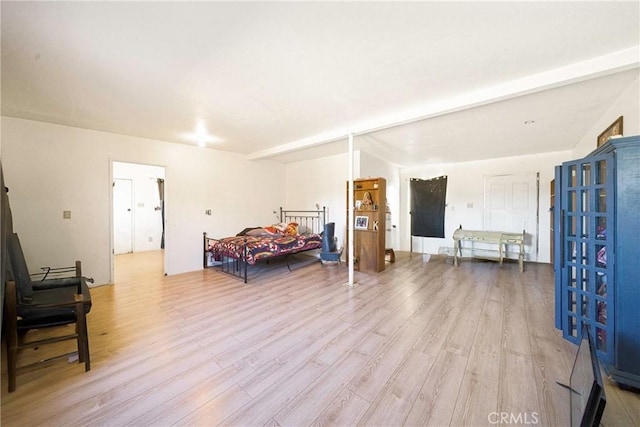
[453,228,525,272]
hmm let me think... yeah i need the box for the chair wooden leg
[5,281,19,392]
[7,340,18,393]
[83,328,91,372]
[75,298,90,371]
[75,322,84,364]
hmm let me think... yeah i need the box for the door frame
[109,160,168,284]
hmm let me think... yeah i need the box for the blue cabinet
[554,135,640,389]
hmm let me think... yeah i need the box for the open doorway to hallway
[112,161,166,282]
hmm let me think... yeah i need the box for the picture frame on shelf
[355,216,369,230]
[355,200,362,210]
[597,116,623,147]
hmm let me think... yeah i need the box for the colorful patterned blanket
[208,234,322,265]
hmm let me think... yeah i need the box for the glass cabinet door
[559,153,614,363]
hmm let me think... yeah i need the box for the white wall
[285,141,569,264]
[284,151,359,248]
[113,161,165,252]
[284,148,400,252]
[359,151,401,249]
[573,74,639,158]
[1,117,286,286]
[399,150,572,263]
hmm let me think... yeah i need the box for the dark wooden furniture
[347,177,386,273]
[4,233,92,392]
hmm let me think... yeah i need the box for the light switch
[63,210,71,219]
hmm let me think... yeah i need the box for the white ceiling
[2,1,639,167]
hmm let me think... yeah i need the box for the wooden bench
[453,228,525,272]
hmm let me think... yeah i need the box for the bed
[203,207,326,283]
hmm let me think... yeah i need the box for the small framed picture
[355,216,369,230]
[355,200,362,210]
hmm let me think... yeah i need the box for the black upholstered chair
[320,222,342,264]
[3,233,92,392]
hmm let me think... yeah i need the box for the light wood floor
[2,250,639,426]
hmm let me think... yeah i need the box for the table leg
[519,242,524,272]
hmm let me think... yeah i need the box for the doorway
[484,172,539,262]
[111,161,166,282]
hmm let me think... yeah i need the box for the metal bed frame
[203,206,326,283]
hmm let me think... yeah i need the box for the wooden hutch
[346,177,386,273]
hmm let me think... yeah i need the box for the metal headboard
[280,206,326,234]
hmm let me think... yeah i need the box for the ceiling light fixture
[182,119,221,147]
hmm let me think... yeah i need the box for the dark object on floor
[385,248,396,263]
[569,326,606,427]
[320,222,342,265]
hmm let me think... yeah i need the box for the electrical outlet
[148,236,153,242]
[63,210,71,219]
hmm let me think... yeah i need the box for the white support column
[347,131,357,287]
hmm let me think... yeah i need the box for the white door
[113,178,133,254]
[484,173,538,261]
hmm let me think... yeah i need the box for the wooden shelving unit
[346,177,386,273]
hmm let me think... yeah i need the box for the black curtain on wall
[410,176,448,238]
